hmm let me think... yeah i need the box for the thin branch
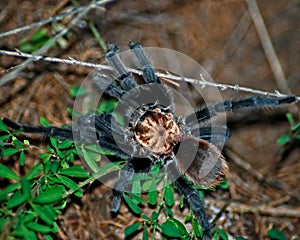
[0,49,299,101]
[245,0,291,94]
[0,0,113,87]
[0,6,86,39]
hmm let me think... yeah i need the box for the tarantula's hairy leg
[94,113,133,158]
[93,73,125,100]
[106,43,137,91]
[129,41,160,84]
[184,96,297,128]
[2,118,73,139]
[111,162,135,213]
[195,126,230,147]
[167,161,211,240]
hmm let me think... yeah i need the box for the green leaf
[161,218,188,238]
[57,175,79,190]
[50,137,58,148]
[0,164,20,180]
[236,237,247,240]
[19,150,25,166]
[26,222,54,234]
[59,165,89,178]
[22,212,36,223]
[291,121,300,131]
[267,228,287,240]
[97,99,117,113]
[0,191,7,201]
[25,163,43,180]
[148,189,157,206]
[20,178,31,199]
[0,134,10,141]
[58,140,73,149]
[33,185,66,204]
[213,228,228,240]
[4,182,20,194]
[0,120,8,132]
[163,183,174,207]
[13,138,23,149]
[124,223,142,236]
[286,113,294,126]
[74,189,83,197]
[132,179,141,197]
[32,204,55,225]
[143,223,148,240]
[277,135,290,145]
[7,190,28,208]
[151,211,159,221]
[69,85,88,99]
[218,179,230,190]
[123,193,141,214]
[2,147,19,157]
[81,146,100,173]
[40,117,51,127]
[192,218,202,238]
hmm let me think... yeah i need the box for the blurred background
[0,0,299,239]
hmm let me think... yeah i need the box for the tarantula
[2,42,297,239]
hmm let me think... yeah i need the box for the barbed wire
[0,48,299,101]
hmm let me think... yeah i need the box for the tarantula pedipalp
[2,42,297,239]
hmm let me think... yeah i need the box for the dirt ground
[0,0,300,239]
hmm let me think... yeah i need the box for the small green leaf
[218,179,230,190]
[57,175,79,190]
[26,222,54,234]
[25,163,43,180]
[143,223,148,240]
[267,228,287,240]
[20,178,31,199]
[161,218,188,238]
[151,211,159,221]
[124,223,142,236]
[0,191,7,201]
[58,140,73,149]
[0,164,20,180]
[74,189,83,197]
[2,147,19,157]
[163,183,174,207]
[33,185,66,204]
[19,150,25,166]
[32,204,55,225]
[192,218,202,238]
[59,165,89,178]
[0,134,10,141]
[123,193,141,214]
[81,146,100,173]
[148,190,157,206]
[0,120,8,132]
[4,182,20,194]
[69,85,88,98]
[213,228,228,240]
[291,122,300,131]
[50,137,58,148]
[7,190,28,208]
[40,117,51,127]
[286,113,294,126]
[236,237,247,240]
[132,179,141,197]
[277,135,290,145]
[13,138,23,149]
